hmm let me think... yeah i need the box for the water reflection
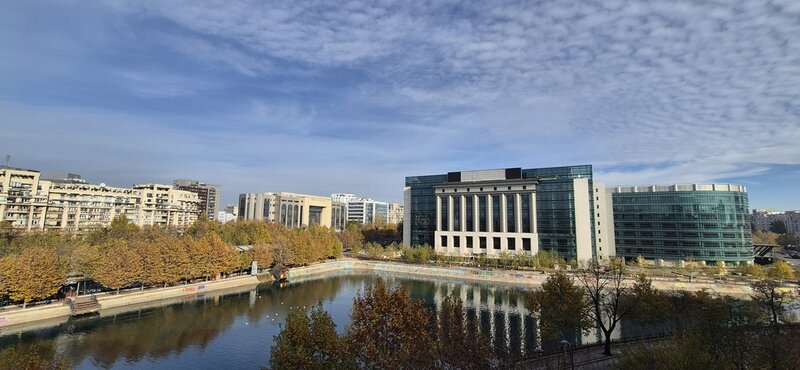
[1,271,633,369]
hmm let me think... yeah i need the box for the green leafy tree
[776,232,799,247]
[525,270,592,339]
[270,304,351,370]
[768,219,787,234]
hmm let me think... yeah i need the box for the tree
[767,260,795,282]
[736,263,765,278]
[776,233,799,247]
[251,244,275,269]
[576,260,636,356]
[750,279,792,331]
[270,304,350,370]
[752,230,780,245]
[344,278,437,369]
[435,295,498,369]
[713,261,727,275]
[93,242,144,293]
[768,219,787,234]
[625,273,670,326]
[340,222,364,252]
[0,246,67,308]
[525,271,591,339]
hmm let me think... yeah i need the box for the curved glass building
[611,184,753,265]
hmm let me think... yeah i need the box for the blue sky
[1,0,799,210]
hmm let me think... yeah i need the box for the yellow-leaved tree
[0,246,67,308]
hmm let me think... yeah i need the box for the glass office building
[611,184,753,264]
[404,165,599,261]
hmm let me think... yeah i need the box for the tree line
[268,277,498,370]
[0,217,343,308]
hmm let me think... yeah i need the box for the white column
[473,194,479,233]
[515,193,523,234]
[530,192,537,234]
[436,195,442,232]
[500,194,508,233]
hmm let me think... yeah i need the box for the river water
[0,270,654,369]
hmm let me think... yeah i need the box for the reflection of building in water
[430,281,622,354]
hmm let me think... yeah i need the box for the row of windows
[441,235,534,251]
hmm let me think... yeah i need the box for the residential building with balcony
[174,179,221,221]
[133,184,201,229]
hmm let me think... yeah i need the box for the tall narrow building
[174,179,221,221]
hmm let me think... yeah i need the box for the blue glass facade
[405,165,594,260]
[612,186,753,264]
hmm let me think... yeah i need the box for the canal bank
[0,275,267,332]
[0,259,782,330]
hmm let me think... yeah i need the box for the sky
[1,0,799,210]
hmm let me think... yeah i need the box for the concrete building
[751,209,800,235]
[238,192,336,229]
[388,203,404,225]
[46,182,141,232]
[216,210,237,224]
[174,179,221,221]
[404,166,610,262]
[611,184,752,265]
[331,193,391,224]
[1,167,199,232]
[331,202,347,231]
[133,184,201,229]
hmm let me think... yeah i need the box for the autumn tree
[344,278,437,369]
[340,222,364,252]
[93,242,144,294]
[436,295,498,369]
[0,246,67,308]
[251,244,275,269]
[751,230,779,245]
[270,304,351,370]
[776,232,799,247]
[767,260,795,282]
[750,279,793,331]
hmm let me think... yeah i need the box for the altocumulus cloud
[0,0,798,207]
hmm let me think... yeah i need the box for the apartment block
[1,167,200,232]
[174,179,221,221]
[388,203,404,225]
[751,209,800,235]
[134,184,201,229]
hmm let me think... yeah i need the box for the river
[0,270,657,369]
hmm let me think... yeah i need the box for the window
[441,235,447,247]
[453,237,460,248]
[480,237,487,249]
[466,236,473,248]
[493,237,501,250]
[522,238,531,251]
[508,238,516,250]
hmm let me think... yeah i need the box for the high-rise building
[174,179,221,221]
[751,209,800,235]
[403,166,609,262]
[611,184,752,265]
[1,167,200,232]
[238,192,336,229]
[331,193,391,224]
[133,184,201,229]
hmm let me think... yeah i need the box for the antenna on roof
[4,155,9,167]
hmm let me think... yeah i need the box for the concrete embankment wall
[289,259,759,296]
[0,275,264,332]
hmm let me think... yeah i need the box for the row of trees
[0,217,343,308]
[525,258,800,367]
[269,278,498,370]
[752,229,798,247]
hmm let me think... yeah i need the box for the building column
[473,194,479,233]
[530,192,537,234]
[436,195,442,231]
[515,193,523,233]
[460,195,467,254]
[500,194,508,233]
